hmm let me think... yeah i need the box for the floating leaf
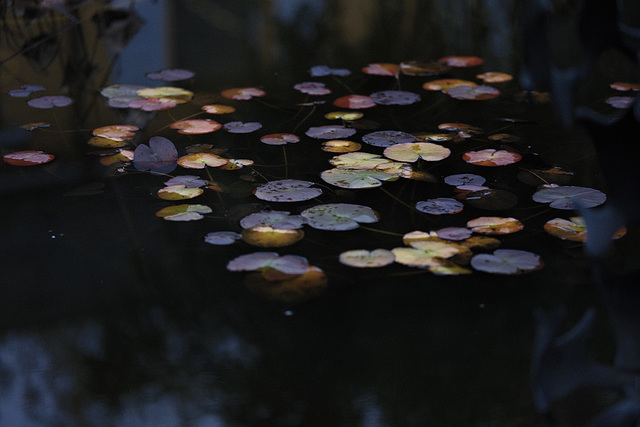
[21,122,51,131]
[438,122,483,137]
[362,63,399,76]
[164,175,208,188]
[605,96,634,109]
[610,82,640,91]
[202,104,236,114]
[223,121,262,134]
[2,150,55,166]
[339,249,395,268]
[324,111,364,120]
[170,119,221,134]
[444,173,486,186]
[221,87,266,100]
[157,185,204,200]
[204,231,242,245]
[463,148,521,166]
[333,95,376,109]
[321,168,398,189]
[146,68,194,81]
[129,98,176,111]
[447,85,500,101]
[476,72,513,83]
[259,133,300,145]
[227,252,309,276]
[329,152,392,170]
[133,136,178,173]
[7,84,45,97]
[438,56,484,67]
[137,86,193,103]
[370,90,420,105]
[392,240,470,269]
[465,189,518,210]
[383,142,450,162]
[301,203,379,230]
[320,140,362,153]
[254,179,322,202]
[242,226,304,247]
[310,65,351,77]
[400,60,449,76]
[488,133,520,143]
[467,217,524,235]
[471,249,543,275]
[413,132,454,142]
[435,227,473,241]
[362,130,415,147]
[294,81,331,95]
[240,210,305,230]
[219,158,254,170]
[93,125,139,140]
[422,79,477,92]
[305,125,356,139]
[155,204,212,221]
[177,152,228,169]
[544,216,626,242]
[416,198,464,215]
[100,84,146,108]
[532,185,607,210]
[27,95,72,109]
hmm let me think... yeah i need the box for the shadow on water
[0,1,639,425]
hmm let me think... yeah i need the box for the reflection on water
[1,0,639,425]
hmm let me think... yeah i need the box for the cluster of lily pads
[3,58,634,301]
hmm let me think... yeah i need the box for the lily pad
[204,231,242,245]
[27,95,72,109]
[223,121,262,134]
[476,71,513,83]
[133,136,178,173]
[2,150,55,166]
[339,249,395,268]
[244,266,328,303]
[370,90,420,105]
[259,133,300,145]
[444,173,486,186]
[447,85,500,101]
[157,185,204,200]
[254,179,322,202]
[329,152,392,170]
[532,185,607,210]
[202,104,236,114]
[310,65,351,77]
[471,249,543,275]
[333,95,376,109]
[164,175,208,188]
[294,81,331,95]
[383,142,450,162]
[544,216,626,242]
[362,63,399,76]
[221,87,266,100]
[466,216,524,235]
[362,130,415,147]
[415,198,464,215]
[170,119,221,134]
[463,149,522,166]
[438,55,484,67]
[301,203,379,230]
[155,204,212,221]
[400,60,449,76]
[227,252,310,277]
[321,168,399,189]
[305,125,357,139]
[242,226,304,248]
[240,210,306,230]
[321,140,362,153]
[177,153,227,169]
[423,79,477,92]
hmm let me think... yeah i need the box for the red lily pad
[3,150,55,166]
[333,95,376,109]
[221,87,266,100]
[170,119,221,135]
[462,149,522,166]
[362,63,399,76]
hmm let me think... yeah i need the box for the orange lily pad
[320,140,362,153]
[220,87,266,100]
[463,149,522,166]
[423,79,477,92]
[467,217,524,235]
[362,63,399,76]
[170,119,221,134]
[438,56,484,67]
[333,95,376,109]
[202,104,236,114]
[3,150,55,166]
[177,153,228,169]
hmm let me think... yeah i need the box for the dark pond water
[2,1,640,426]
